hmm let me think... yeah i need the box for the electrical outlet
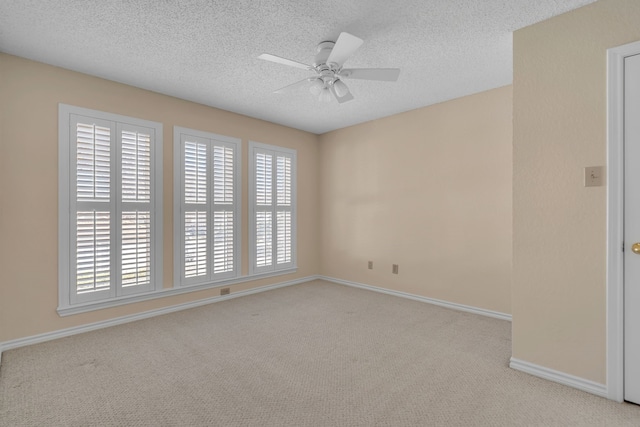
[220,287,230,296]
[368,261,373,270]
[392,264,399,274]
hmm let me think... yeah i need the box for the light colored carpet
[1,280,639,426]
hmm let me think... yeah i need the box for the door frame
[607,39,640,403]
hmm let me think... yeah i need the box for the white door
[624,53,640,405]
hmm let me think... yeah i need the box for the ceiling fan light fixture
[309,78,324,96]
[333,79,349,98]
[318,87,332,103]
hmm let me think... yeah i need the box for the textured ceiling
[0,0,596,134]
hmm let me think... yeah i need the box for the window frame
[248,141,297,276]
[173,126,241,288]
[58,104,163,311]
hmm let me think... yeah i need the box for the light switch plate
[584,166,604,187]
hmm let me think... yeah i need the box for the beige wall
[512,0,640,384]
[0,54,320,342]
[319,86,513,315]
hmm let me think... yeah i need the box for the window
[249,142,296,275]
[173,127,240,287]
[58,105,163,309]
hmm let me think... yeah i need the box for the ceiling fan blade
[258,54,312,70]
[273,78,313,93]
[340,68,401,82]
[330,84,354,104]
[336,91,354,104]
[326,32,363,67]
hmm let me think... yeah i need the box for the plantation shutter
[212,143,236,278]
[182,135,210,284]
[255,151,273,270]
[276,155,292,266]
[69,115,157,304]
[72,116,116,304]
[176,128,240,287]
[250,143,295,274]
[119,124,155,296]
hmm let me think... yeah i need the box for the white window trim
[173,126,241,288]
[58,104,163,312]
[248,141,297,276]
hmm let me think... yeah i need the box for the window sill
[57,267,297,317]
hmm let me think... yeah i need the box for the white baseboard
[319,275,512,321]
[509,357,608,398]
[0,275,320,364]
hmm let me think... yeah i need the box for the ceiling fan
[258,32,400,104]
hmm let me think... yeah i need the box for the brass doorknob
[633,243,640,254]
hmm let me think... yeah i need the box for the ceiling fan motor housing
[315,41,336,69]
[314,41,343,89]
